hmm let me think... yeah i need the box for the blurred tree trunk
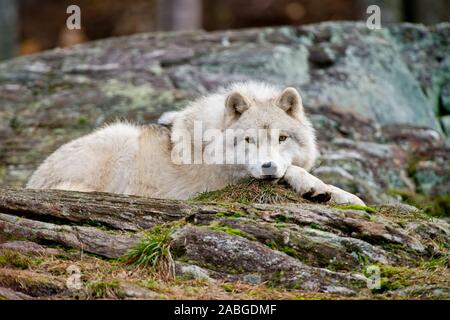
[0,0,18,61]
[155,0,202,31]
[356,0,404,23]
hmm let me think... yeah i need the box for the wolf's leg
[284,165,365,206]
[52,182,95,193]
[326,185,365,206]
[284,165,330,200]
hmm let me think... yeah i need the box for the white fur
[27,81,364,205]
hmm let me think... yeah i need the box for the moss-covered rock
[1,22,449,213]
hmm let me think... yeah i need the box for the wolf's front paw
[327,185,365,206]
[284,166,365,206]
[284,166,331,202]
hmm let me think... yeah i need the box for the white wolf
[27,81,364,205]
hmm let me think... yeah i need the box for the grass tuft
[86,279,125,299]
[124,223,181,279]
[0,250,43,269]
[192,178,305,205]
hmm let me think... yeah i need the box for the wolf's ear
[277,87,304,119]
[225,92,251,120]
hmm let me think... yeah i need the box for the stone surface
[0,187,448,299]
[0,22,449,215]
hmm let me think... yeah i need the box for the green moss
[87,279,125,299]
[274,215,287,223]
[265,240,298,258]
[326,257,351,271]
[281,246,297,257]
[215,212,243,218]
[336,204,377,213]
[374,278,405,293]
[210,225,246,237]
[78,116,88,126]
[406,156,419,178]
[222,283,235,293]
[266,271,286,288]
[370,265,406,293]
[0,251,43,269]
[381,243,417,257]
[308,223,322,230]
[367,263,450,295]
[143,278,159,291]
[388,189,450,218]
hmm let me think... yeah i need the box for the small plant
[86,279,125,299]
[222,283,235,293]
[308,223,322,230]
[356,253,370,266]
[265,240,279,250]
[336,204,376,213]
[281,246,297,257]
[421,256,449,270]
[124,223,179,279]
[265,240,298,258]
[0,251,42,269]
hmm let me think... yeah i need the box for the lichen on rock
[0,22,449,299]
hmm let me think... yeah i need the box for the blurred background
[0,0,450,61]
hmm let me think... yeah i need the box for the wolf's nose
[262,162,277,176]
[262,162,273,168]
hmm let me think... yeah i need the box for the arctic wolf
[27,82,364,205]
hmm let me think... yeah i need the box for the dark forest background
[1,0,450,61]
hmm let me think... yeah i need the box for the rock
[0,286,34,300]
[441,115,450,136]
[0,240,62,255]
[0,22,449,213]
[119,283,161,299]
[392,285,450,300]
[0,22,449,299]
[175,262,213,281]
[0,186,449,299]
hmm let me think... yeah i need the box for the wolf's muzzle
[261,161,278,176]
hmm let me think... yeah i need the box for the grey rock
[0,23,449,208]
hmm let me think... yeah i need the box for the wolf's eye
[279,135,288,143]
[245,137,254,144]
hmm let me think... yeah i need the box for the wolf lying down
[27,81,364,206]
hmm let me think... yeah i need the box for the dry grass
[0,247,353,300]
[192,178,305,205]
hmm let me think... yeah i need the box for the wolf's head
[219,82,318,179]
[165,82,318,179]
